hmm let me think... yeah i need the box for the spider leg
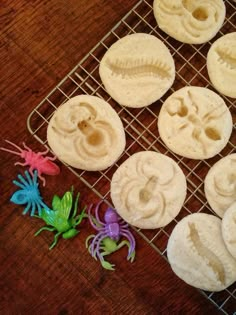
[25,170,34,186]
[94,201,106,225]
[85,234,96,249]
[35,226,56,236]
[90,232,106,258]
[88,204,104,231]
[17,173,29,187]
[120,229,136,258]
[49,231,62,250]
[22,202,31,215]
[13,179,26,189]
[30,202,36,216]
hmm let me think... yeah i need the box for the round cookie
[158,86,233,159]
[99,33,175,108]
[47,95,126,171]
[110,151,187,229]
[207,32,236,98]
[167,213,236,292]
[204,154,236,218]
[153,0,226,44]
[222,202,236,259]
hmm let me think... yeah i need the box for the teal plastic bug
[35,187,86,250]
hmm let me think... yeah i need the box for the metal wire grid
[27,0,236,313]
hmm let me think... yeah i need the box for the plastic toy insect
[0,139,60,186]
[86,202,136,270]
[35,187,86,250]
[11,170,50,216]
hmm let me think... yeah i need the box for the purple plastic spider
[86,202,136,270]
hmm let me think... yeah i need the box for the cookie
[204,154,236,218]
[167,213,236,292]
[153,0,226,44]
[110,151,187,229]
[158,86,233,159]
[207,32,236,98]
[47,95,126,171]
[99,33,175,108]
[222,202,236,259]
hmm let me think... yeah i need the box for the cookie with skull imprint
[153,0,226,44]
[99,33,175,108]
[207,32,236,98]
[110,151,187,229]
[158,86,233,159]
[47,95,126,171]
[167,213,236,292]
[222,202,236,260]
[204,154,236,218]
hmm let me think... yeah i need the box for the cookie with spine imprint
[99,33,175,108]
[204,154,236,218]
[158,86,233,159]
[47,95,126,171]
[153,0,226,44]
[167,213,236,292]
[207,32,236,98]
[110,151,187,229]
[222,202,236,259]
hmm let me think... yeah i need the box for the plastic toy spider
[35,187,86,250]
[86,202,136,270]
[11,170,50,216]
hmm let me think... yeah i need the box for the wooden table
[0,1,232,314]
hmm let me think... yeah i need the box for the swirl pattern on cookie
[47,95,126,171]
[158,86,233,159]
[204,154,236,218]
[99,33,175,108]
[110,151,187,229]
[167,213,236,292]
[207,32,236,98]
[153,0,226,44]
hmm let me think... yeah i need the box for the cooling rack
[27,0,236,313]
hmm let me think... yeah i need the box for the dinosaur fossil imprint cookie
[153,0,226,44]
[204,154,236,218]
[110,151,187,229]
[158,86,233,159]
[167,213,236,292]
[47,95,126,171]
[99,33,175,108]
[222,202,236,259]
[207,32,236,98]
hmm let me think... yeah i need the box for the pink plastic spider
[1,140,60,186]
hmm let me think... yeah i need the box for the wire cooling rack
[27,0,236,313]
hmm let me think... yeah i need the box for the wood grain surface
[0,1,231,314]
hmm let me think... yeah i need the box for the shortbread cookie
[158,86,233,159]
[207,32,236,98]
[99,33,175,108]
[204,154,236,218]
[153,0,226,44]
[222,202,236,259]
[47,95,126,171]
[110,151,187,229]
[167,213,236,292]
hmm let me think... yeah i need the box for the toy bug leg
[49,231,62,250]
[37,172,46,187]
[99,252,115,271]
[22,142,32,152]
[35,226,56,236]
[15,161,28,167]
[116,240,135,263]
[37,147,49,155]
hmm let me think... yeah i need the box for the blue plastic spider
[10,170,50,216]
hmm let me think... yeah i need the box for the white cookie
[204,154,236,218]
[158,86,233,159]
[47,95,126,171]
[99,33,175,108]
[110,151,187,229]
[153,0,226,44]
[207,32,236,98]
[167,213,236,292]
[222,202,236,259]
